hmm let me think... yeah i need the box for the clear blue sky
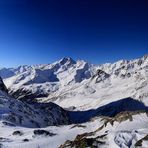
[0,0,148,67]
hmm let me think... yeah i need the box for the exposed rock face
[0,77,8,93]
[135,135,148,147]
[0,55,147,110]
[61,110,148,148]
[91,69,110,83]
[60,133,107,148]
[10,88,48,103]
[33,129,56,137]
[1,58,95,101]
[0,77,70,128]
[0,95,70,127]
[32,102,70,125]
[59,57,76,66]
[12,131,23,136]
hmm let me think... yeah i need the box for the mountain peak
[59,57,76,65]
[142,54,148,60]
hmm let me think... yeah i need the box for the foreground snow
[0,112,148,148]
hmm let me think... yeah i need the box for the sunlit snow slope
[0,55,148,148]
[1,55,148,110]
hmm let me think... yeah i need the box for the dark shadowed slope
[69,97,148,123]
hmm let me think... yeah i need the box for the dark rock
[92,69,110,83]
[10,88,48,103]
[2,121,15,127]
[23,139,29,142]
[33,130,56,137]
[59,57,76,65]
[60,132,107,148]
[71,124,86,129]
[0,77,8,93]
[0,143,4,148]
[135,135,148,147]
[12,131,23,136]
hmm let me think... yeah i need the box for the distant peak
[59,57,76,65]
[143,54,148,60]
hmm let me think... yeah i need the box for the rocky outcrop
[61,110,148,148]
[0,77,8,93]
[0,77,70,128]
[60,133,107,148]
[91,69,110,83]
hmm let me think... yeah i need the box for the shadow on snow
[68,97,148,123]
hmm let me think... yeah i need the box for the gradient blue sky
[0,0,148,67]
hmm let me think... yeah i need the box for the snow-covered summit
[0,58,94,100]
[59,57,76,65]
[0,55,148,148]
[0,55,148,110]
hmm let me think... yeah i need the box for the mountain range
[0,55,148,148]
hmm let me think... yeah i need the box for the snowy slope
[1,58,95,102]
[1,55,147,111]
[50,55,148,110]
[0,111,148,148]
[61,111,148,148]
[0,54,148,148]
[0,77,70,128]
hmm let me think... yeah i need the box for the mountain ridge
[0,55,148,147]
[0,55,148,110]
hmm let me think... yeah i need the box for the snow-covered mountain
[0,77,70,128]
[1,57,96,103]
[0,55,148,148]
[1,55,148,110]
